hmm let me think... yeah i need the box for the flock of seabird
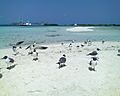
[1,40,119,79]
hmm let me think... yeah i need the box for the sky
[0,0,120,24]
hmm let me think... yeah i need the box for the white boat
[19,21,32,26]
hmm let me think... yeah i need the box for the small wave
[66,27,94,32]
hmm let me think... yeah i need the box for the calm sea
[0,26,120,49]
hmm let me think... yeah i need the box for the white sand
[66,27,94,32]
[0,41,120,96]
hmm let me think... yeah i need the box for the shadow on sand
[88,67,96,71]
[88,67,93,71]
[59,64,66,69]
[0,73,3,79]
[7,64,17,70]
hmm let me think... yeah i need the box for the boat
[19,21,32,26]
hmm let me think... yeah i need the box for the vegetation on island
[0,23,120,26]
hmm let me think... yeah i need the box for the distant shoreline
[0,24,120,27]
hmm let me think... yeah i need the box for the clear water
[0,26,120,49]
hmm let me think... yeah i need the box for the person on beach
[89,57,98,71]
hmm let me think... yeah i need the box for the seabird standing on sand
[118,49,120,53]
[81,44,84,48]
[61,42,64,45]
[72,40,75,43]
[87,40,92,46]
[1,56,15,67]
[12,45,17,52]
[102,40,105,44]
[89,57,98,71]
[87,51,98,56]
[84,41,87,44]
[12,41,24,56]
[32,49,39,61]
[68,43,72,51]
[56,54,66,68]
[117,49,120,56]
[69,43,72,47]
[33,41,37,47]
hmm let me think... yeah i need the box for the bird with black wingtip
[1,56,16,69]
[87,51,98,56]
[88,57,98,71]
[56,54,66,69]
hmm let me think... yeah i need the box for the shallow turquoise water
[0,26,120,49]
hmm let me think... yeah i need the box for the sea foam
[66,27,94,32]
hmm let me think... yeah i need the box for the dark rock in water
[46,34,61,37]
[7,64,16,70]
[0,73,3,78]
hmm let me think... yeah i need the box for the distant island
[0,22,120,26]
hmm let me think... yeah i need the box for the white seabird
[1,56,15,67]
